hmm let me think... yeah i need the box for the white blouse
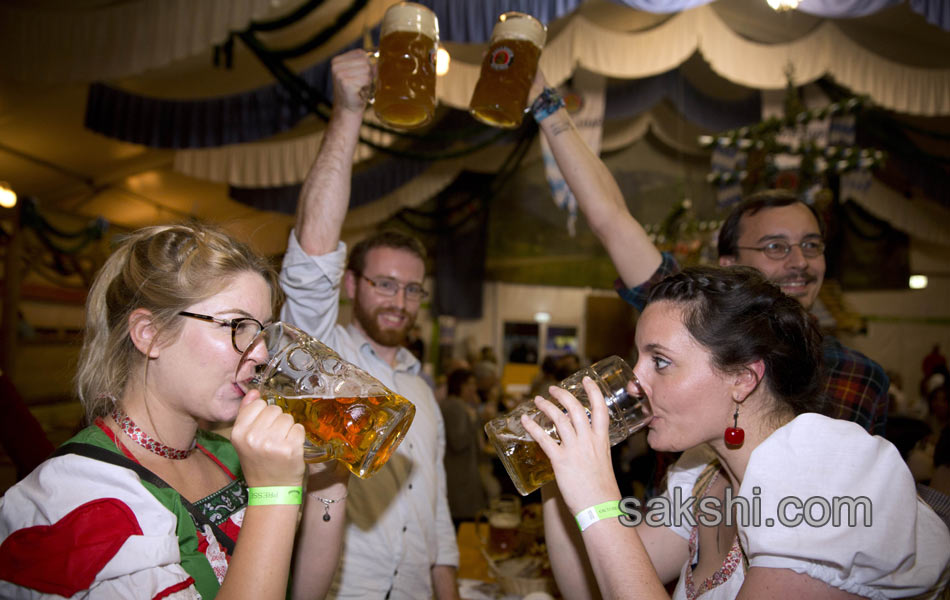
[663,413,950,600]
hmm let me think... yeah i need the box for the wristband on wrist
[575,500,623,532]
[530,87,565,123]
[247,485,303,506]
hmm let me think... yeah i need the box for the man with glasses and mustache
[528,72,888,439]
[278,49,460,600]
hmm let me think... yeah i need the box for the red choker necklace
[112,406,196,460]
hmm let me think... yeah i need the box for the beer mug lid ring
[381,2,439,38]
[493,11,546,48]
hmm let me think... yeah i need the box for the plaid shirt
[615,252,889,435]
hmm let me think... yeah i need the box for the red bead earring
[724,404,744,447]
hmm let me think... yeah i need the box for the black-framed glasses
[178,311,264,354]
[359,274,429,301]
[736,240,825,260]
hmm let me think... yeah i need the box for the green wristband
[575,500,623,532]
[247,486,303,506]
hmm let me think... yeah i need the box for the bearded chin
[354,301,413,348]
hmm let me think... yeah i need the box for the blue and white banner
[540,70,606,236]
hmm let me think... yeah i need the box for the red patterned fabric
[153,577,196,600]
[0,498,142,596]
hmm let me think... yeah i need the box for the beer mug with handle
[370,2,440,129]
[484,356,651,496]
[238,322,416,479]
[477,494,522,560]
[469,12,546,129]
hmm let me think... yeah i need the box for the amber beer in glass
[373,2,439,129]
[478,494,522,558]
[239,322,415,479]
[484,356,652,496]
[469,12,546,128]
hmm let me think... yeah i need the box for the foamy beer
[239,322,415,478]
[485,356,652,495]
[469,12,546,128]
[479,495,522,558]
[373,2,439,129]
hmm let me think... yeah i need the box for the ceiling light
[0,182,16,209]
[436,46,451,76]
[766,0,801,11]
[534,311,551,323]
[909,275,928,290]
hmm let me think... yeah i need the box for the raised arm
[530,73,662,289]
[294,49,372,256]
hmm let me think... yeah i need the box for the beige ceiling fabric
[0,0,294,83]
[342,162,464,232]
[172,101,705,187]
[174,123,390,187]
[841,170,950,246]
[434,4,950,116]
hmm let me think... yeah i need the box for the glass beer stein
[469,12,546,129]
[484,356,651,496]
[239,322,416,479]
[371,2,440,129]
[477,494,522,559]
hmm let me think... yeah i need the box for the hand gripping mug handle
[360,50,378,105]
[360,23,378,105]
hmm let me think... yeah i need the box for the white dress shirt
[280,233,459,600]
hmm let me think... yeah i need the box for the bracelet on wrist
[247,485,303,506]
[311,491,348,522]
[575,500,623,532]
[530,87,565,123]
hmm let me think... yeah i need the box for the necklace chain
[112,406,196,460]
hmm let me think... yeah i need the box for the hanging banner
[540,70,606,236]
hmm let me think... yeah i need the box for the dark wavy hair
[717,189,825,258]
[447,368,475,397]
[346,230,427,275]
[647,265,826,417]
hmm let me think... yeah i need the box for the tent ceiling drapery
[1,0,946,86]
[0,0,298,83]
[80,0,950,156]
[85,0,944,195]
[1,0,949,252]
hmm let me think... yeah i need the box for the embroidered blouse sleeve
[0,454,196,599]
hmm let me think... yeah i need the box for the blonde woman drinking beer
[0,223,348,599]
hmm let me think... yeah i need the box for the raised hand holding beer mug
[484,356,651,496]
[469,12,547,128]
[367,2,440,129]
[238,322,416,478]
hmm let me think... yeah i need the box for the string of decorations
[698,96,870,150]
[11,198,110,288]
[698,66,888,206]
[20,198,108,256]
[704,146,886,185]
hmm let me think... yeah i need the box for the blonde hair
[76,222,281,419]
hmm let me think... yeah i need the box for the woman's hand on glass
[521,376,622,515]
[230,389,306,487]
